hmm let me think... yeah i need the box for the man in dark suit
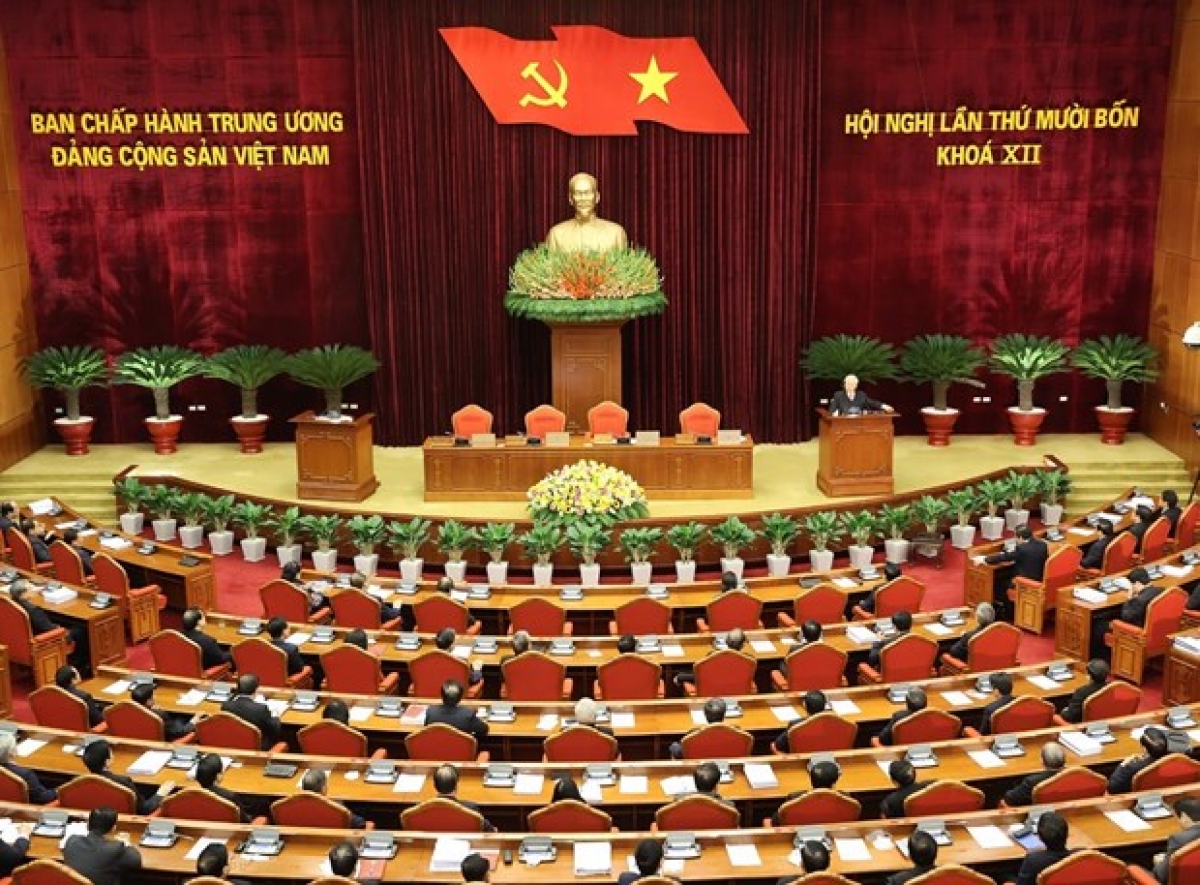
[979,525,1049,617]
[1161,490,1183,539]
[131,682,194,741]
[194,842,252,885]
[265,616,307,677]
[82,739,172,814]
[298,769,368,829]
[435,627,483,686]
[1060,659,1109,723]
[692,760,735,807]
[181,608,232,671]
[1095,567,1164,658]
[19,519,53,563]
[1003,743,1067,806]
[671,697,728,759]
[884,829,937,885]
[0,501,18,535]
[0,732,57,804]
[1109,726,1171,794]
[1079,520,1117,571]
[775,619,825,680]
[571,696,613,736]
[63,806,142,885]
[425,679,489,742]
[1153,797,1200,883]
[977,671,1016,736]
[772,690,829,753]
[12,580,58,637]
[433,763,494,831]
[61,527,95,576]
[618,838,664,885]
[220,673,282,749]
[945,602,996,662]
[867,609,913,669]
[55,664,104,728]
[1127,505,1158,554]
[1015,810,1073,885]
[829,374,893,416]
[850,562,903,616]
[879,760,925,818]
[194,752,251,823]
[0,831,28,877]
[877,686,928,747]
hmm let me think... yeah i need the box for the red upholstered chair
[906,867,993,885]
[857,633,938,684]
[149,629,232,681]
[501,651,573,701]
[57,774,137,814]
[92,551,163,643]
[260,578,332,625]
[1077,531,1135,580]
[330,588,401,631]
[321,644,400,696]
[544,727,619,762]
[414,595,481,636]
[678,724,754,760]
[965,696,1055,738]
[451,404,494,437]
[0,594,69,688]
[1035,850,1128,885]
[903,781,985,816]
[298,720,387,760]
[596,655,664,700]
[776,875,857,885]
[1009,544,1082,634]
[405,723,489,763]
[525,404,567,439]
[778,584,847,628]
[1029,767,1108,803]
[852,576,925,621]
[509,597,573,636]
[1137,516,1171,564]
[48,540,94,588]
[401,798,485,832]
[0,766,33,804]
[772,713,857,755]
[682,649,757,697]
[695,592,763,632]
[1132,753,1200,790]
[940,622,1023,676]
[232,637,313,689]
[12,859,91,885]
[272,793,373,830]
[528,800,613,833]
[766,790,861,827]
[29,686,106,733]
[159,788,249,824]
[6,528,53,576]
[770,643,848,692]
[1130,835,1200,885]
[1052,681,1142,726]
[1107,587,1187,683]
[609,597,673,635]
[195,711,288,754]
[105,700,193,744]
[1171,502,1200,550]
[407,649,481,699]
[870,708,961,748]
[588,401,629,436]
[678,402,721,437]
[653,795,740,831]
[186,878,233,885]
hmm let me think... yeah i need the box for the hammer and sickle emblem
[519,60,569,108]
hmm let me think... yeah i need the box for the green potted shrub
[910,494,950,563]
[113,476,151,534]
[299,513,343,573]
[348,514,387,575]
[22,345,109,455]
[175,491,209,549]
[147,484,181,541]
[1036,469,1072,527]
[899,334,986,446]
[269,505,305,567]
[876,503,913,564]
[478,522,517,586]
[760,512,800,577]
[1003,470,1041,531]
[1070,335,1159,445]
[387,516,433,583]
[202,493,237,556]
[987,334,1071,445]
[232,500,272,562]
[520,522,564,587]
[566,521,612,587]
[946,486,980,548]
[112,345,205,454]
[666,521,708,583]
[286,344,380,420]
[619,527,664,585]
[709,515,757,580]
[840,510,879,569]
[437,519,479,583]
[976,478,1009,541]
[802,511,842,572]
[203,344,288,453]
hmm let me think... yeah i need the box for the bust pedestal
[546,321,626,433]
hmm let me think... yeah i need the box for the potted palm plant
[113,345,205,454]
[899,335,986,446]
[176,491,209,549]
[666,521,708,583]
[876,503,912,563]
[203,344,288,453]
[22,345,109,455]
[269,505,305,566]
[976,478,1009,540]
[113,476,151,535]
[232,500,271,562]
[147,484,180,541]
[946,486,980,549]
[202,494,236,556]
[988,334,1071,445]
[478,522,516,586]
[1004,470,1040,531]
[566,521,611,588]
[520,523,564,587]
[803,511,842,572]
[760,513,800,577]
[286,344,380,420]
[1036,469,1072,527]
[387,516,433,583]
[620,527,664,585]
[348,514,387,575]
[1070,335,1159,445]
[437,519,479,583]
[840,510,878,569]
[299,513,343,573]
[709,515,757,580]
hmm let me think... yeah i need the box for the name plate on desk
[592,433,616,445]
[634,430,660,446]
[470,433,496,448]
[717,429,743,445]
[545,431,570,448]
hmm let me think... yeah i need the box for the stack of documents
[660,775,696,797]
[429,838,472,872]
[574,842,612,876]
[1058,731,1102,757]
[743,763,779,789]
[126,749,172,776]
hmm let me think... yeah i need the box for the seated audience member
[265,616,308,676]
[220,673,283,749]
[182,607,234,671]
[502,630,532,665]
[63,806,142,885]
[435,575,477,627]
[1108,726,1171,794]
[14,582,90,676]
[879,760,924,819]
[323,699,350,725]
[0,732,57,804]
[195,842,251,885]
[878,686,929,746]
[719,570,743,592]
[617,633,637,654]
[329,840,361,880]
[692,761,734,806]
[433,763,494,831]
[56,664,104,727]
[426,679,489,741]
[1003,743,1067,807]
[1059,659,1109,723]
[619,838,664,885]
[772,690,830,752]
[572,697,613,735]
[462,852,491,884]
[674,627,748,687]
[1153,797,1200,884]
[867,609,913,668]
[1127,505,1157,554]
[978,525,1048,618]
[884,829,938,885]
[298,769,367,829]
[1079,520,1118,571]
[194,752,251,822]
[1161,489,1182,538]
[343,628,369,650]
[19,518,53,563]
[0,500,17,534]
[61,526,95,576]
[775,620,824,680]
[131,682,195,741]
[551,775,584,803]
[1096,567,1163,657]
[977,670,1015,736]
[82,738,172,814]
[0,829,29,877]
[777,840,832,885]
[670,697,727,759]
[436,627,483,685]
[852,561,904,616]
[350,572,405,627]
[1015,811,1073,885]
[780,758,845,809]
[945,602,996,661]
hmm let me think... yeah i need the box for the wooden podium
[816,408,897,497]
[548,321,625,432]
[291,411,379,502]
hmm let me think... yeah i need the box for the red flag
[440,25,748,136]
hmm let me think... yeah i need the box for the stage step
[0,471,118,522]
[1062,458,1192,514]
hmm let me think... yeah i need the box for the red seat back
[149,629,206,679]
[873,576,925,618]
[1161,837,1200,885]
[904,781,985,816]
[451,404,494,437]
[679,724,754,760]
[161,787,243,823]
[6,528,39,571]
[1043,545,1083,593]
[877,633,938,682]
[414,595,472,633]
[92,552,132,598]
[105,700,166,741]
[784,713,857,753]
[794,585,846,625]
[678,402,721,437]
[776,789,861,825]
[779,643,847,692]
[989,696,1055,733]
[694,650,756,696]
[525,405,567,438]
[613,597,672,634]
[408,649,471,698]
[1177,502,1200,547]
[906,866,993,885]
[401,797,485,832]
[597,655,661,700]
[330,588,384,629]
[195,712,264,751]
[322,644,386,696]
[260,579,312,623]
[405,723,479,762]
[272,793,352,828]
[0,594,41,666]
[544,727,619,762]
[48,540,87,585]
[1141,516,1171,562]
[1081,681,1142,720]
[891,708,962,745]
[1036,850,1127,885]
[528,800,612,833]
[966,622,1023,672]
[58,774,138,814]
[232,637,291,688]
[703,592,762,631]
[29,686,90,731]
[1132,753,1200,791]
[502,652,566,701]
[0,766,30,803]
[12,859,92,885]
[654,794,740,831]
[588,401,629,436]
[1031,767,1108,803]
[1144,588,1187,657]
[510,597,567,635]
[1102,532,1136,573]
[298,720,370,758]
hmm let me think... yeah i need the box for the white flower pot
[241,536,267,562]
[630,561,654,585]
[444,560,468,583]
[580,563,601,588]
[486,561,509,587]
[400,558,423,583]
[207,530,235,556]
[152,518,177,541]
[884,539,911,564]
[848,545,874,569]
[533,562,554,587]
[1040,503,1064,527]
[355,553,379,576]
[980,515,1005,541]
[720,557,745,580]
[675,560,696,584]
[276,544,303,567]
[766,553,791,577]
[178,525,205,549]
[312,548,339,573]
[1005,508,1030,531]
[119,512,144,535]
[809,549,835,572]
[950,525,977,549]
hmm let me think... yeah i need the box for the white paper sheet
[513,771,545,795]
[580,780,604,803]
[15,739,46,758]
[185,837,228,860]
[99,536,133,550]
[743,763,779,789]
[1163,564,1194,578]
[452,645,472,659]
[574,842,612,875]
[830,698,861,715]
[940,690,972,707]
[1104,809,1153,832]
[177,688,206,707]
[769,706,800,723]
[393,773,426,793]
[833,577,858,589]
[966,749,1006,770]
[690,709,708,725]
[126,749,172,776]
[924,622,953,636]
[834,838,872,862]
[1072,588,1108,605]
[1026,674,1060,690]
[429,837,472,872]
[619,774,648,794]
[846,626,877,644]
[265,699,289,716]
[661,643,685,658]
[610,711,635,729]
[103,679,131,695]
[536,713,558,731]
[661,775,695,796]
[967,825,1011,849]
[750,639,777,654]
[1067,527,1094,537]
[349,705,374,723]
[725,843,762,867]
[285,631,311,646]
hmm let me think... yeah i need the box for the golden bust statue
[545,172,628,253]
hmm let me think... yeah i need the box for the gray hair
[575,697,598,725]
[0,733,13,762]
[975,602,996,626]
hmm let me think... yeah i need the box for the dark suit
[1120,585,1165,627]
[1154,823,1200,883]
[271,638,307,676]
[73,543,95,576]
[29,535,52,563]
[830,389,884,416]
[425,702,489,742]
[63,832,142,885]
[1079,534,1115,571]
[880,781,925,818]
[1163,505,1183,538]
[1015,849,1073,885]
[868,631,909,669]
[184,627,232,670]
[1108,753,1159,794]
[16,598,56,636]
[1002,768,1058,807]
[877,709,913,747]
[1060,681,1106,724]
[221,694,282,749]
[978,694,1014,736]
[947,625,985,662]
[884,864,936,885]
[1188,584,1200,613]
[146,706,195,742]
[0,836,28,875]
[444,795,494,832]
[68,684,105,728]
[985,538,1050,590]
[100,769,159,815]
[1128,520,1151,554]
[207,784,252,823]
[3,760,58,804]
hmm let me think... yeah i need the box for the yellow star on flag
[629,55,679,105]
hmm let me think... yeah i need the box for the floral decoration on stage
[505,245,667,322]
[527,459,650,527]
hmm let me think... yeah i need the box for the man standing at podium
[830,374,893,416]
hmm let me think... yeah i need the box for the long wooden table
[1164,627,1200,705]
[422,435,755,501]
[2,568,126,672]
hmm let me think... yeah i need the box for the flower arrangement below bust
[505,245,667,323]
[528,460,650,528]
